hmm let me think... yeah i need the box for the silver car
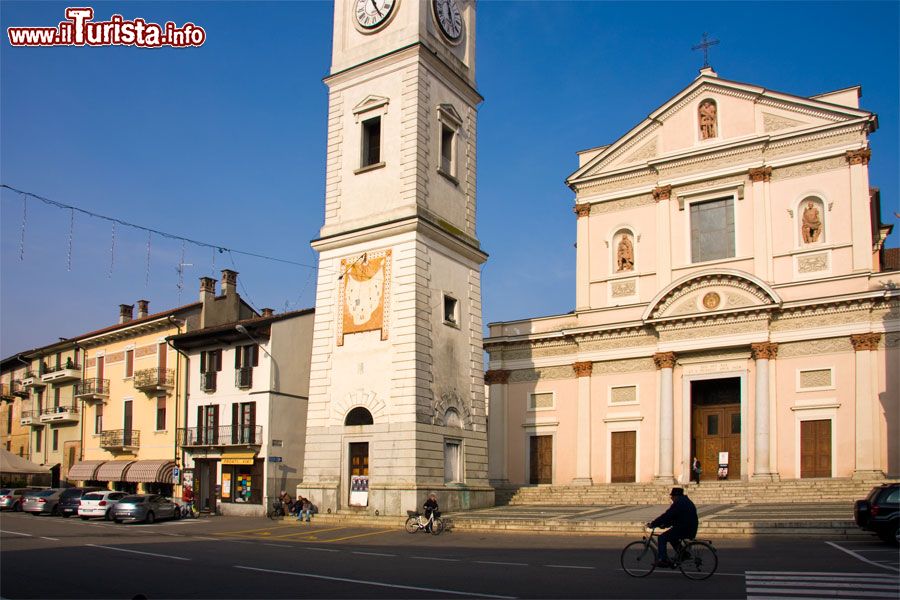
[22,489,65,516]
[0,487,41,512]
[111,494,178,524]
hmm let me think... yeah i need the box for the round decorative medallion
[702,292,721,310]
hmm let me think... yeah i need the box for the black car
[854,483,899,544]
[57,487,104,518]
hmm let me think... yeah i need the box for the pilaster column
[572,361,594,485]
[846,149,872,271]
[749,167,773,282]
[653,352,676,483]
[653,186,673,288]
[485,370,511,484]
[751,342,778,480]
[850,333,883,479]
[574,204,591,311]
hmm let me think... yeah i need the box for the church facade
[298,0,492,515]
[485,69,898,487]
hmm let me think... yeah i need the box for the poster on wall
[349,475,369,506]
[222,472,232,499]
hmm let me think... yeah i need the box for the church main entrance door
[529,435,552,484]
[800,419,831,478]
[610,431,636,482]
[691,377,741,480]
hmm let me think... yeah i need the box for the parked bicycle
[268,500,287,520]
[620,527,717,580]
[405,510,444,535]
[179,502,198,519]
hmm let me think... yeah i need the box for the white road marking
[304,547,339,553]
[825,542,900,573]
[0,530,32,537]
[192,536,218,541]
[234,565,516,599]
[747,588,893,597]
[474,560,528,567]
[86,544,190,561]
[544,564,594,570]
[263,543,292,548]
[352,551,396,557]
[411,556,460,562]
[39,536,60,541]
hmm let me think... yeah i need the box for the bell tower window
[361,117,381,168]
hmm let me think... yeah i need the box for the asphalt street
[1,511,897,599]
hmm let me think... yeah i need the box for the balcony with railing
[19,410,43,427]
[39,404,80,424]
[200,371,217,392]
[21,370,45,389]
[74,378,110,403]
[100,429,140,451]
[41,361,82,383]
[178,425,262,448]
[235,367,253,389]
[134,368,174,392]
[0,382,17,401]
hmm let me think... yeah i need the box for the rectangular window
[35,391,43,414]
[7,405,13,434]
[235,344,258,389]
[232,401,256,444]
[200,349,222,391]
[35,428,42,452]
[52,429,59,451]
[444,439,461,483]
[125,349,134,378]
[95,404,103,434]
[440,124,454,175]
[156,396,167,431]
[690,197,735,263]
[443,294,458,326]
[361,116,381,167]
[54,387,61,408]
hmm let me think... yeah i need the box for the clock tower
[299,0,492,516]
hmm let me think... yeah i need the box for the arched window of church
[613,229,635,272]
[444,407,462,429]
[698,98,718,140]
[798,196,826,245]
[345,407,374,426]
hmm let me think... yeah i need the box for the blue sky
[2,1,898,357]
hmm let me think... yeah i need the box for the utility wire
[1,184,320,271]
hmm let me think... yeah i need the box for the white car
[78,491,128,520]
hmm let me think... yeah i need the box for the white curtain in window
[444,440,461,483]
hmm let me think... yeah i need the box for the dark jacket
[423,498,438,515]
[650,495,698,539]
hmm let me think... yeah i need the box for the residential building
[485,70,898,488]
[0,356,33,461]
[170,307,315,516]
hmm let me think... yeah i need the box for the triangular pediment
[352,95,390,116]
[568,74,873,184]
[644,270,781,322]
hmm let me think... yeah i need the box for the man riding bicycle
[647,487,698,567]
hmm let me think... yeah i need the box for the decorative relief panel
[508,366,574,383]
[610,279,637,298]
[658,319,768,342]
[530,392,554,409]
[135,345,157,358]
[796,252,829,274]
[649,273,775,320]
[799,369,832,389]
[337,248,392,345]
[105,351,125,364]
[777,338,852,357]
[763,112,807,132]
[610,385,637,404]
[622,138,658,164]
[770,157,845,182]
[576,173,657,196]
[593,357,655,374]
[432,390,472,429]
[578,333,657,352]
[589,193,655,215]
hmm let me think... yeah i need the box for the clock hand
[370,0,383,17]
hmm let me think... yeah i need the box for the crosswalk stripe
[745,570,899,600]
[747,576,898,584]
[747,588,896,598]
[747,571,899,578]
[747,581,899,590]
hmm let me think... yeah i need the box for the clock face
[355,0,396,30]
[433,0,462,41]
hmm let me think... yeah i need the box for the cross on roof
[692,33,720,68]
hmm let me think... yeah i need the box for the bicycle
[179,502,198,519]
[620,527,717,580]
[405,510,444,535]
[268,500,287,520]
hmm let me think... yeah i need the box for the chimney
[261,308,274,317]
[119,304,134,324]
[136,299,149,319]
[199,277,216,303]
[221,269,238,296]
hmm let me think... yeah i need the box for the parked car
[78,491,128,520]
[854,483,899,544]
[22,489,65,516]
[111,494,179,524]
[0,487,41,512]
[58,487,104,518]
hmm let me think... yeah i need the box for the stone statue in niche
[698,99,718,139]
[801,201,823,243]
[616,233,634,272]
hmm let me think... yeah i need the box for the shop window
[222,460,263,504]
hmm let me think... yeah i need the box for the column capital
[484,369,511,385]
[750,342,779,360]
[572,361,593,377]
[573,203,591,218]
[653,352,676,370]
[845,148,871,166]
[748,166,772,182]
[850,332,881,352]
[652,185,672,202]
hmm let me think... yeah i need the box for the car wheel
[30,512,39,516]
[13,501,21,512]
[62,513,72,518]
[105,509,112,521]
[146,511,155,524]
[80,516,90,521]
[114,519,122,524]
[51,505,60,516]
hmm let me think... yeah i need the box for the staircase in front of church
[495,477,898,506]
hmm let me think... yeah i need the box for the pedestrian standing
[691,456,702,485]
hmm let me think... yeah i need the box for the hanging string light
[108,222,117,279]
[145,230,152,286]
[66,208,75,271]
[18,193,27,261]
[176,240,186,304]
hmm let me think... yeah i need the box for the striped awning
[95,460,135,482]
[66,460,106,481]
[124,459,176,483]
